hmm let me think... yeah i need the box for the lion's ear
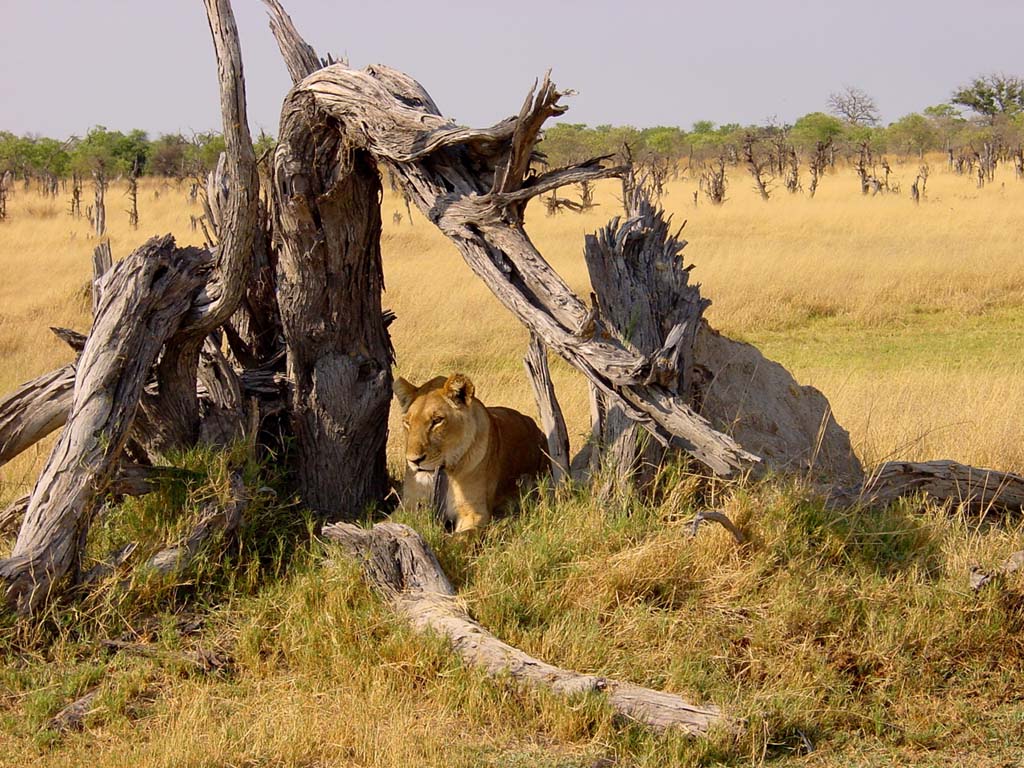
[393,377,418,412]
[443,373,475,408]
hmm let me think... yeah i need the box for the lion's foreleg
[449,477,491,533]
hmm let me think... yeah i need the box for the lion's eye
[431,416,444,428]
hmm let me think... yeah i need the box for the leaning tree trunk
[266,2,394,519]
[137,0,259,456]
[0,237,209,614]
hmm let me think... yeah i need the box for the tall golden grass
[3,159,1023,510]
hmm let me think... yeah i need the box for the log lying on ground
[0,365,75,467]
[322,521,735,735]
[853,460,1024,512]
[46,687,100,734]
[263,11,756,480]
[0,236,209,614]
[0,465,179,540]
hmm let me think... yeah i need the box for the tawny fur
[394,373,548,533]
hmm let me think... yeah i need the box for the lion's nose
[408,454,427,468]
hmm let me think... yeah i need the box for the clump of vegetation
[2,454,1023,766]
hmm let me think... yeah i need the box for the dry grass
[2,160,1024,766]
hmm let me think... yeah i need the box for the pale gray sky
[1,0,1021,139]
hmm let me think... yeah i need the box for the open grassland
[2,159,1024,766]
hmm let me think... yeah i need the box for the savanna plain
[1,161,1024,766]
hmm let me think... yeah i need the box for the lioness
[394,373,548,533]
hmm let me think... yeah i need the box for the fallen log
[46,687,100,734]
[855,460,1024,512]
[0,236,209,614]
[145,472,246,577]
[322,521,735,735]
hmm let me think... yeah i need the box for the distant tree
[923,104,966,151]
[638,126,686,159]
[790,112,845,148]
[149,133,190,178]
[186,131,227,175]
[691,120,715,134]
[885,113,937,158]
[70,126,149,177]
[253,130,277,159]
[952,73,1024,124]
[827,85,880,126]
[0,133,70,180]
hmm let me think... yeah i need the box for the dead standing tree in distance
[808,139,831,199]
[742,132,772,201]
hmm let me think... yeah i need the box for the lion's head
[394,373,482,474]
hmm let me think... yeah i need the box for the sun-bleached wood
[323,521,735,735]
[139,0,258,454]
[854,460,1024,512]
[0,236,208,614]
[523,334,570,483]
[0,365,75,468]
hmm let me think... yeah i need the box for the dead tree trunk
[127,159,140,229]
[136,0,259,456]
[261,12,757,478]
[523,334,570,483]
[323,521,736,736]
[93,170,106,237]
[69,172,82,218]
[0,236,209,614]
[839,460,1024,513]
[742,133,771,201]
[583,195,708,489]
[700,157,727,205]
[266,0,394,518]
[808,139,831,199]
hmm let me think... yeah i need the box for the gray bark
[0,365,75,468]
[138,0,258,455]
[848,460,1024,512]
[0,236,208,614]
[523,334,570,483]
[145,472,246,576]
[583,196,709,489]
[256,17,757,478]
[323,521,736,735]
[267,7,394,519]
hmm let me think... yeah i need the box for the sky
[1,0,1022,139]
